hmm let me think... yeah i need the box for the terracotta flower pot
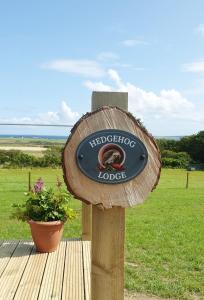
[28,220,64,253]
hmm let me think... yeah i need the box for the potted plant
[11,177,76,253]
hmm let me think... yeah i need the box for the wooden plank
[92,206,125,300]
[0,239,91,300]
[82,203,92,241]
[51,240,67,300]
[38,250,58,300]
[0,241,33,300]
[62,239,84,300]
[38,241,66,300]
[82,241,91,300]
[0,240,19,277]
[14,244,48,300]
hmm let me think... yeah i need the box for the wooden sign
[63,106,161,209]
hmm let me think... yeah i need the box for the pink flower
[34,178,44,193]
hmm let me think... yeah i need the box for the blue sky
[0,0,204,136]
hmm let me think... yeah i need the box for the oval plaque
[76,129,148,184]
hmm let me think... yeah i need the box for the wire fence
[0,169,203,191]
[0,123,73,127]
[0,123,204,194]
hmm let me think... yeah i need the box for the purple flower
[34,178,44,193]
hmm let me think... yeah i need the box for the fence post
[186,171,189,189]
[91,92,128,300]
[28,171,31,191]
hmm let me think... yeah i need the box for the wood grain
[91,206,125,300]
[82,202,92,241]
[0,239,91,300]
[63,106,161,209]
[15,245,48,300]
[62,239,85,300]
[82,241,91,300]
[0,241,33,300]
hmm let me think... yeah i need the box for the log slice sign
[63,106,161,209]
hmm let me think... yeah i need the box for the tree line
[0,131,203,169]
[157,131,204,168]
[0,147,61,168]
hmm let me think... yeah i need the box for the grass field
[0,137,66,147]
[0,137,66,157]
[0,168,204,300]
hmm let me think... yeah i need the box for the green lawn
[0,168,204,300]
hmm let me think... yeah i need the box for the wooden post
[63,91,161,298]
[82,91,128,240]
[28,171,31,192]
[82,202,92,240]
[92,206,125,300]
[91,92,128,300]
[186,171,189,189]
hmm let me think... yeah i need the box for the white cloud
[196,24,204,37]
[122,39,148,47]
[42,59,105,78]
[35,101,79,124]
[84,69,204,123]
[83,80,112,91]
[128,86,193,116]
[183,60,204,73]
[97,52,119,61]
[59,101,79,122]
[108,69,123,86]
[0,101,79,125]
[38,111,59,124]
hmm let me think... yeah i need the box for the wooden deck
[0,239,91,300]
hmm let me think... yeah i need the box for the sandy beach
[0,146,47,152]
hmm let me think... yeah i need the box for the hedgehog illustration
[98,143,126,171]
[102,149,121,166]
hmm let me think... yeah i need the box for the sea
[0,134,183,141]
[0,134,67,140]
